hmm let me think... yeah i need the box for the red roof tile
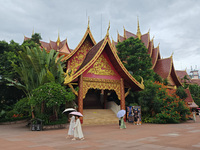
[191,79,200,86]
[50,40,57,50]
[125,30,137,39]
[151,47,159,69]
[119,35,126,42]
[176,70,192,84]
[141,33,149,48]
[185,89,194,103]
[154,57,172,79]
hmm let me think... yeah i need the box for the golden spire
[87,16,90,29]
[32,27,34,36]
[157,42,160,48]
[117,30,120,42]
[106,21,110,37]
[136,16,141,39]
[123,26,127,39]
[56,31,61,47]
[171,52,174,58]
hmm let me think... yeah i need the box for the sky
[0,0,200,75]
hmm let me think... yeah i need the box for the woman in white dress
[72,116,84,140]
[67,115,75,138]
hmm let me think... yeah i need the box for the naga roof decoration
[64,32,144,91]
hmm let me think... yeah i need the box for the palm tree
[6,46,66,118]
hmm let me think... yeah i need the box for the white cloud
[0,0,200,73]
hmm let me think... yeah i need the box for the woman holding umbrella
[70,112,85,140]
[67,114,75,138]
[63,108,76,138]
[117,110,126,129]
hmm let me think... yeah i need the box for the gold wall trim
[82,77,121,100]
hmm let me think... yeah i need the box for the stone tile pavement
[0,117,200,150]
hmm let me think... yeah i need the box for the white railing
[106,101,120,115]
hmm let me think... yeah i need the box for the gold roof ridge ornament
[171,52,174,58]
[56,31,61,47]
[136,16,141,39]
[157,42,160,48]
[87,16,90,29]
[106,21,110,37]
[32,27,34,36]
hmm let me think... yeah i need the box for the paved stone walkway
[0,117,200,150]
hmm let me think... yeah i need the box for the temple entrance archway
[83,89,102,109]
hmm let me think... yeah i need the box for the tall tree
[0,40,24,111]
[116,37,154,81]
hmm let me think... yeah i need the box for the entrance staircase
[82,109,119,126]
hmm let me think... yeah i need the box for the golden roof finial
[32,27,34,36]
[123,26,127,38]
[148,28,150,33]
[137,16,141,39]
[157,42,160,47]
[87,16,90,29]
[106,21,110,37]
[171,52,174,58]
[56,31,61,47]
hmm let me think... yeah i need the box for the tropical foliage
[30,82,76,124]
[189,84,200,107]
[116,37,155,81]
[116,37,190,123]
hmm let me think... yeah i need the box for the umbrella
[62,108,76,114]
[70,111,83,117]
[117,110,126,118]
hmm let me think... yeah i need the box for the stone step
[82,109,119,126]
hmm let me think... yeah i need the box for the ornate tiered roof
[191,79,200,86]
[176,70,192,84]
[64,30,144,91]
[115,21,182,88]
[24,33,71,56]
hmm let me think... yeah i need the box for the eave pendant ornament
[87,55,116,76]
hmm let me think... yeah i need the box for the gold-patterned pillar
[120,78,125,110]
[78,75,83,124]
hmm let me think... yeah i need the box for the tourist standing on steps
[67,115,75,139]
[72,116,85,140]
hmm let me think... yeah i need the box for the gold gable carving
[69,40,91,74]
[87,55,116,76]
[83,77,121,100]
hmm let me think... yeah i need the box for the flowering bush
[138,81,190,123]
[152,82,190,123]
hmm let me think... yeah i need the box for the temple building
[24,33,71,59]
[24,19,199,123]
[115,19,198,110]
[116,19,182,89]
[176,70,199,109]
[63,23,144,123]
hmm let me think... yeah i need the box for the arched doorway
[83,89,102,109]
